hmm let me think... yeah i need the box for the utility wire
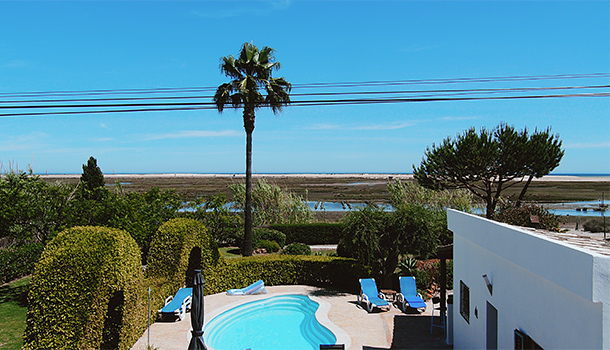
[1,92,607,118]
[1,84,608,105]
[1,72,608,98]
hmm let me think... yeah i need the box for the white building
[447,209,610,349]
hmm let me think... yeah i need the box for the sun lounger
[158,287,192,321]
[226,279,267,296]
[357,278,390,313]
[396,276,426,312]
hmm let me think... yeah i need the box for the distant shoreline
[36,173,610,182]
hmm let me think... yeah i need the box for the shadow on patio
[364,314,452,350]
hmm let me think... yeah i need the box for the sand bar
[37,173,609,182]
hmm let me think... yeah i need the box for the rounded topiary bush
[254,228,286,248]
[281,242,311,256]
[258,239,281,253]
[23,226,144,350]
[146,218,223,295]
[583,218,609,233]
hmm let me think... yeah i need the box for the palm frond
[214,83,234,112]
[219,56,242,80]
[217,42,291,113]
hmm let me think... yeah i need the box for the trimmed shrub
[282,243,311,256]
[254,228,286,247]
[205,255,372,294]
[0,242,44,284]
[146,218,224,308]
[23,226,145,350]
[270,223,343,245]
[495,202,562,232]
[258,240,280,253]
[234,228,287,249]
[583,218,610,233]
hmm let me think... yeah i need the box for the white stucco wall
[448,210,609,350]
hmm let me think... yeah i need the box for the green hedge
[145,218,224,312]
[23,226,145,350]
[269,223,344,245]
[205,255,371,294]
[0,242,44,284]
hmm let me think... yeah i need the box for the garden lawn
[0,276,30,350]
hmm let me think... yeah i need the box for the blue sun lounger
[358,278,390,313]
[158,287,192,321]
[396,276,427,312]
[226,280,267,296]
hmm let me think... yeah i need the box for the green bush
[494,201,561,232]
[258,240,280,253]
[0,242,44,284]
[234,227,287,249]
[255,228,286,247]
[270,223,343,245]
[281,243,311,256]
[181,193,242,247]
[410,259,453,298]
[229,180,313,226]
[23,226,145,350]
[146,218,224,306]
[205,255,372,294]
[583,218,610,233]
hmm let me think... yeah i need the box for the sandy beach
[38,173,609,182]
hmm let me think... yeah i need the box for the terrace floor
[131,285,452,350]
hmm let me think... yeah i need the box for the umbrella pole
[147,287,151,349]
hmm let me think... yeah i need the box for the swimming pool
[203,294,339,350]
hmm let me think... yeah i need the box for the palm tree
[214,42,291,256]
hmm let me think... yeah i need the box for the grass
[43,174,610,204]
[219,246,242,259]
[0,276,31,350]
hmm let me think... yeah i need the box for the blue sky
[0,1,608,175]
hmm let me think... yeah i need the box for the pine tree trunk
[516,176,534,207]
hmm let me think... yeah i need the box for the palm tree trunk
[243,109,255,257]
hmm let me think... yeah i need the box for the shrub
[411,259,453,298]
[281,243,311,256]
[0,171,73,244]
[583,218,610,233]
[270,223,344,245]
[23,226,145,350]
[0,242,44,284]
[205,255,372,294]
[229,179,313,226]
[234,228,287,249]
[181,193,242,247]
[146,218,224,310]
[494,201,561,232]
[254,228,286,247]
[258,240,280,253]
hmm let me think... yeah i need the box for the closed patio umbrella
[188,269,207,350]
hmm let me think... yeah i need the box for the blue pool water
[203,294,336,350]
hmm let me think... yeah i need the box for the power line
[0,72,607,117]
[1,72,608,98]
[1,84,607,105]
[1,91,607,118]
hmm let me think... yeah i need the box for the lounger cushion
[160,287,192,314]
[359,278,390,309]
[405,296,426,309]
[226,280,266,296]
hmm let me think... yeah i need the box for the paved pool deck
[131,285,451,350]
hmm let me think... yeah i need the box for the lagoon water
[184,200,607,217]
